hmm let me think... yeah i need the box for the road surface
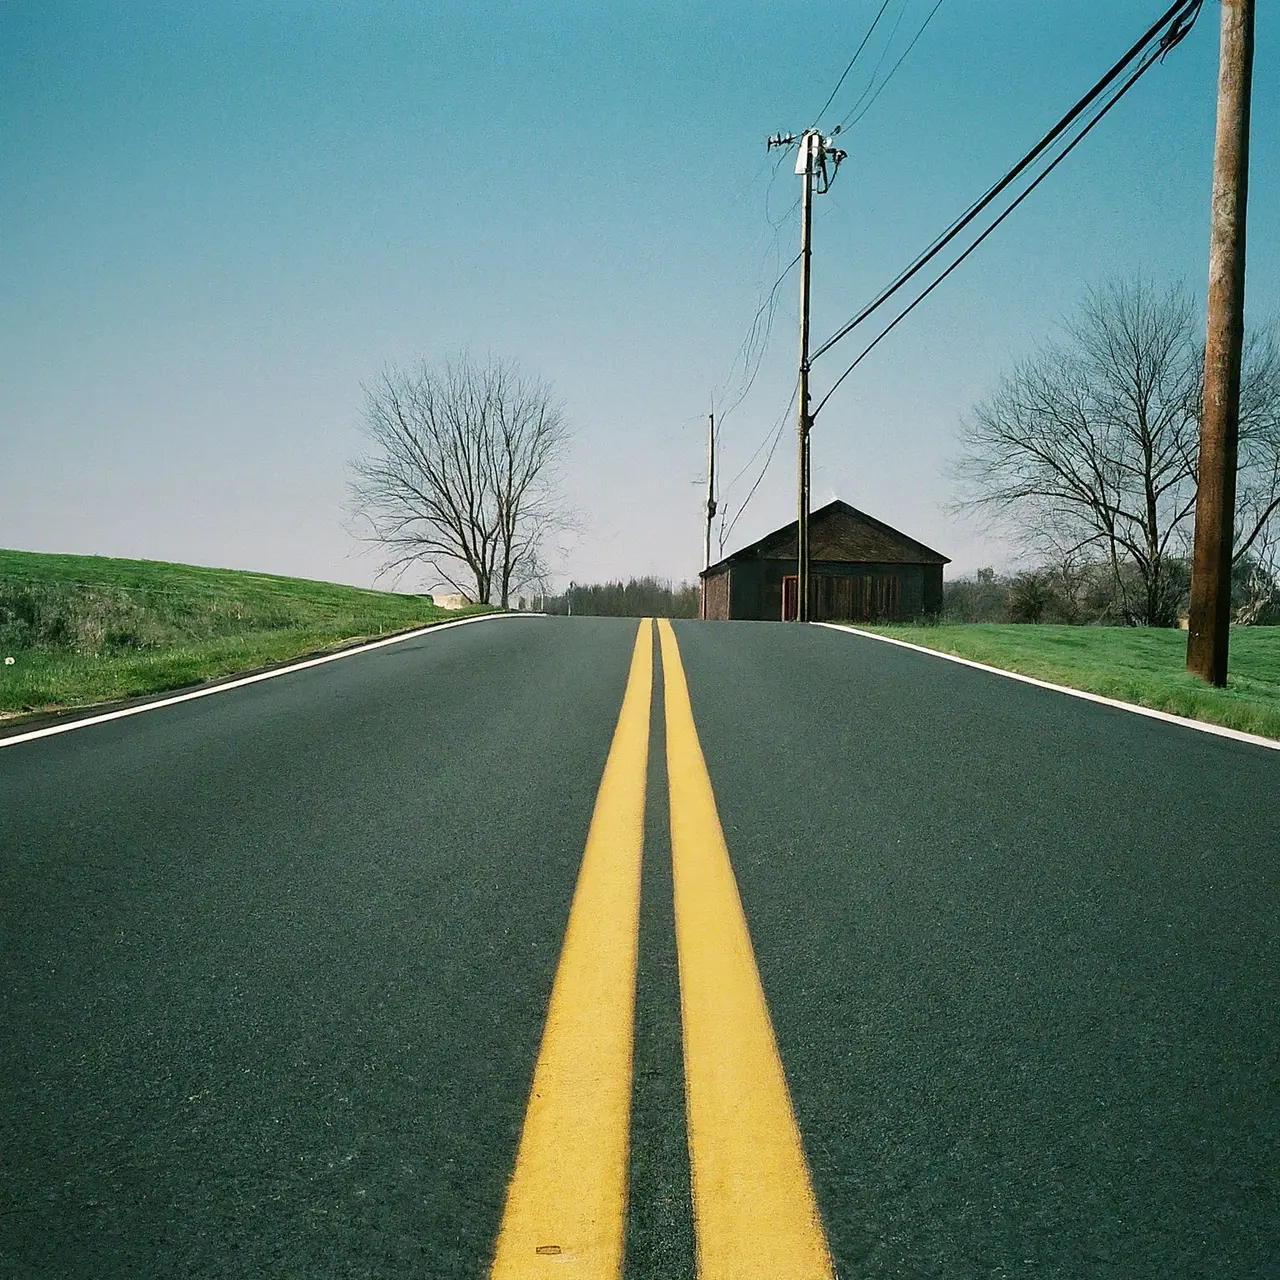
[2,616,1277,1277]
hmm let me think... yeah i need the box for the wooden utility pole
[796,131,816,623]
[1187,0,1254,686]
[764,126,843,620]
[702,411,716,619]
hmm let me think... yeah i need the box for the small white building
[432,592,474,611]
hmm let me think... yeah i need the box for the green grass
[0,549,491,720]
[849,622,1280,742]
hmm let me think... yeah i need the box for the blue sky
[3,1,1277,590]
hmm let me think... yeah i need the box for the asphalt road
[2,615,1277,1277]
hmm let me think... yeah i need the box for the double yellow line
[491,619,833,1279]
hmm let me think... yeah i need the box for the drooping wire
[701,146,805,548]
[810,0,894,129]
[722,377,797,497]
[762,146,798,232]
[711,0,939,543]
[810,0,1204,365]
[716,1,1203,547]
[719,378,800,551]
[707,151,799,447]
[838,0,947,132]
[713,252,802,431]
[811,33,1184,421]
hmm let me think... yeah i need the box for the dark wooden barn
[700,499,949,622]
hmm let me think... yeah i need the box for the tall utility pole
[702,411,716,619]
[796,133,816,622]
[1187,0,1255,686]
[768,128,845,621]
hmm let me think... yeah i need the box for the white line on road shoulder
[814,622,1280,752]
[0,612,541,750]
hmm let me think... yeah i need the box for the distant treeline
[520,563,1280,625]
[525,576,699,618]
[944,559,1279,626]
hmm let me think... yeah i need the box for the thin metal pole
[702,411,716,619]
[797,132,815,623]
[1187,0,1254,686]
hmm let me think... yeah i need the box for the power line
[722,375,799,499]
[707,152,800,446]
[755,128,846,620]
[713,251,802,433]
[810,0,1204,366]
[719,379,800,550]
[695,156,801,564]
[811,28,1192,420]
[810,0,894,129]
[834,0,911,130]
[716,0,916,558]
[762,147,799,230]
[838,0,947,132]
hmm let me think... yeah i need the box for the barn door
[812,575,856,622]
[785,572,902,621]
[781,575,798,621]
[851,574,903,621]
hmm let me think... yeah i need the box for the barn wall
[702,569,730,620]
[894,565,924,618]
[728,561,765,620]
[923,565,944,616]
[747,559,934,622]
[809,562,921,621]
[760,563,784,621]
[709,554,942,622]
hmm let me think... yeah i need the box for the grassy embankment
[0,549,489,721]
[851,622,1280,741]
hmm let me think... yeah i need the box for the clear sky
[4,1,1277,591]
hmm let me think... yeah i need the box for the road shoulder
[816,622,1280,750]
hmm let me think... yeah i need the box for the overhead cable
[811,31,1191,420]
[838,0,947,132]
[810,0,895,129]
[809,0,1204,366]
[720,379,800,549]
[713,252,802,432]
[833,0,912,130]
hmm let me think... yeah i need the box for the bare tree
[1233,327,1280,617]
[349,355,572,607]
[953,279,1280,625]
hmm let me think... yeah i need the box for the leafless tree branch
[348,355,573,606]
[951,278,1280,625]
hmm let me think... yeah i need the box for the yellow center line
[657,618,834,1280]
[490,618,653,1279]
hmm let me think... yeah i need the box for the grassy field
[852,622,1280,742]
[0,549,488,721]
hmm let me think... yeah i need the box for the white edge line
[1,611,544,750]
[814,622,1280,752]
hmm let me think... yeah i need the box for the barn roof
[701,499,949,577]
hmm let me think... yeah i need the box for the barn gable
[703,500,949,575]
[699,499,949,622]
